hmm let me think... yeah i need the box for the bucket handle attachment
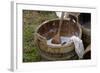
[68,14,80,24]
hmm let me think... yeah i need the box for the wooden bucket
[34,18,82,60]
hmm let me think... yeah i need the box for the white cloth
[71,36,84,58]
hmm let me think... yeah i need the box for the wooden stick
[57,12,65,34]
[51,12,65,44]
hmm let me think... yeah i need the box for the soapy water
[47,36,84,58]
[47,36,72,47]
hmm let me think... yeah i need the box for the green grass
[23,10,57,62]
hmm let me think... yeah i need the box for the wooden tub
[34,18,82,60]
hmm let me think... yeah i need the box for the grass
[23,10,58,62]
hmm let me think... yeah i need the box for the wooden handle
[58,12,65,34]
[84,44,91,54]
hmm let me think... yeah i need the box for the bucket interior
[37,19,80,40]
